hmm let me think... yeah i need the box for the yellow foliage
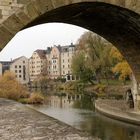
[27,92,44,104]
[110,47,123,61]
[110,47,132,81]
[0,71,29,100]
[112,61,132,81]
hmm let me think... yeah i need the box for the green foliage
[57,81,85,90]
[56,77,66,83]
[72,31,132,84]
[93,84,106,92]
[72,31,113,84]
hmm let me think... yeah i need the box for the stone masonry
[0,0,30,23]
[0,98,95,140]
[0,0,139,24]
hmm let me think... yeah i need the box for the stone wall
[0,0,140,24]
[95,99,140,125]
[0,0,30,23]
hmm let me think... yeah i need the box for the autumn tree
[72,31,113,84]
[0,71,29,100]
[110,47,132,84]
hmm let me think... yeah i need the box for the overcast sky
[0,23,88,61]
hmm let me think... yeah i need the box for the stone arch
[0,1,140,83]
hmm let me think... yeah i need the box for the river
[29,91,140,140]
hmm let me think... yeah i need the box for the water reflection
[30,91,140,140]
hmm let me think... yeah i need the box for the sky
[0,23,88,61]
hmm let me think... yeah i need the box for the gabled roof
[34,49,46,59]
[12,56,27,63]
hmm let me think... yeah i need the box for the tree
[110,47,132,83]
[0,71,28,100]
[72,31,113,84]
[71,52,94,84]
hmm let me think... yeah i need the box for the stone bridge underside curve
[0,0,140,83]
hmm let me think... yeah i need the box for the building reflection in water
[31,92,140,140]
[46,93,83,108]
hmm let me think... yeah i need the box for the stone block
[51,0,72,8]
[23,2,40,20]
[16,10,30,26]
[0,9,2,19]
[2,14,24,34]
[17,0,31,4]
[32,0,53,15]
[0,25,13,49]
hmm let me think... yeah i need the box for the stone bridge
[0,0,140,108]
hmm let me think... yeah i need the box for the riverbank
[0,98,97,140]
[95,99,140,125]
[85,84,130,94]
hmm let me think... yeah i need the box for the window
[63,65,65,68]
[23,75,26,80]
[23,61,25,63]
[68,65,70,68]
[19,75,21,78]
[19,70,21,73]
[68,59,69,63]
[15,65,17,68]
[63,59,64,63]
[15,70,17,73]
[19,65,21,68]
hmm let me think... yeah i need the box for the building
[46,43,76,80]
[0,61,11,75]
[29,49,47,81]
[60,43,75,81]
[10,56,29,84]
[46,46,61,79]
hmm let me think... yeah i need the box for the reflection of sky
[38,106,93,126]
[29,94,140,140]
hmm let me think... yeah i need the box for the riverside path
[0,99,97,140]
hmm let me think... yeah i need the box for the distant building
[29,49,47,81]
[10,56,29,84]
[46,43,76,80]
[46,46,61,79]
[60,43,75,81]
[0,61,11,75]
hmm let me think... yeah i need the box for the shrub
[27,92,44,104]
[93,84,106,92]
[0,71,29,101]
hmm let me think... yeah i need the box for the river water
[30,91,140,140]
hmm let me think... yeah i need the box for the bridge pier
[131,74,140,110]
